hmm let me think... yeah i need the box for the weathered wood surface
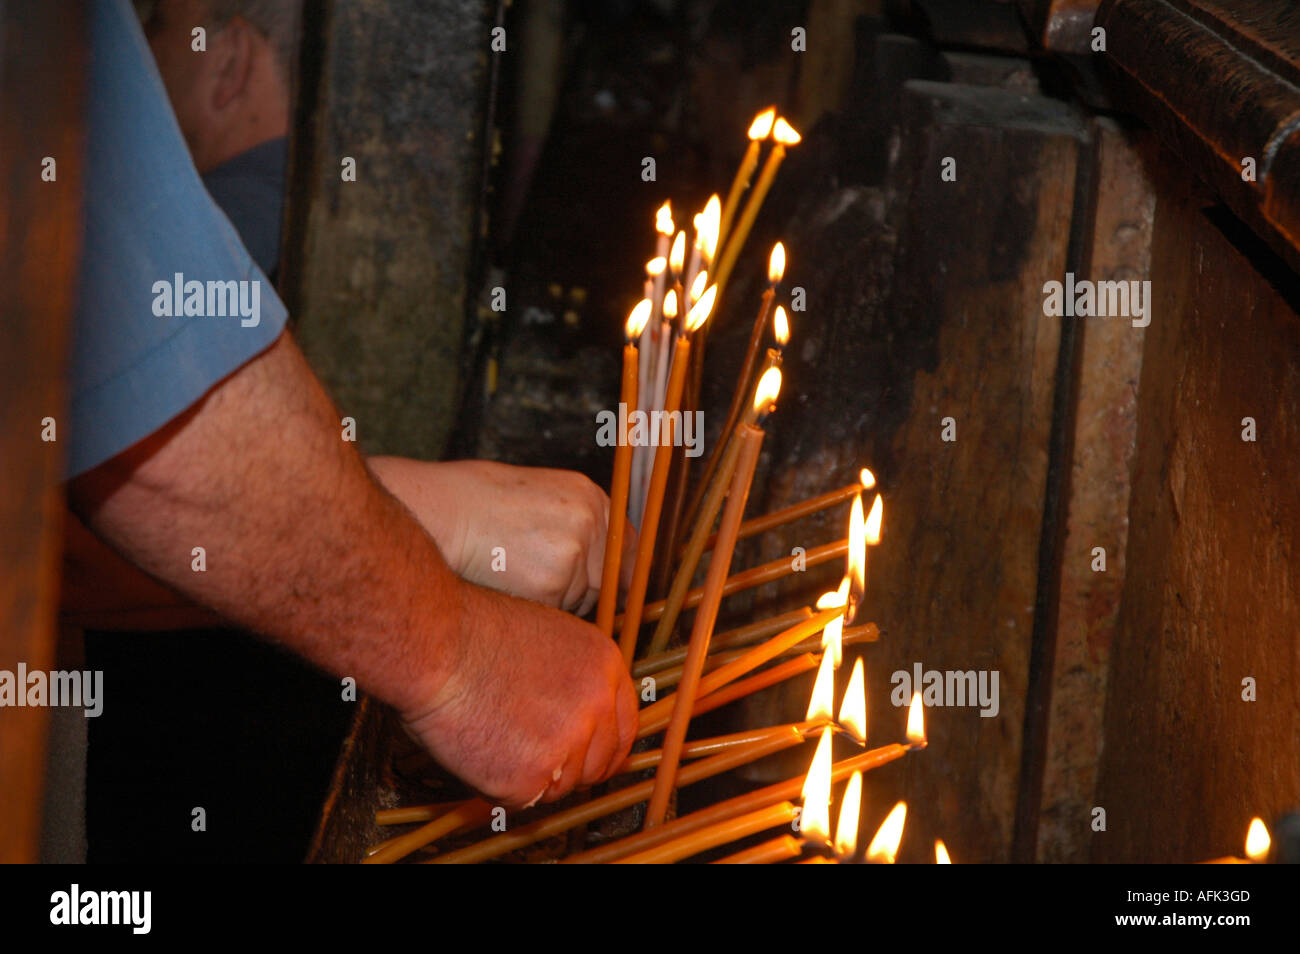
[1033,120,1153,862]
[1092,165,1300,863]
[280,0,494,460]
[1099,0,1300,274]
[0,0,85,863]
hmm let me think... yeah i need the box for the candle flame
[866,493,883,545]
[656,201,674,236]
[1245,818,1270,862]
[773,117,801,146]
[833,771,863,858]
[695,195,721,262]
[847,495,866,610]
[860,468,876,489]
[814,585,846,611]
[800,727,833,845]
[773,305,789,347]
[906,691,926,748]
[626,299,652,340]
[669,230,686,274]
[645,256,667,277]
[768,242,786,284]
[662,289,678,320]
[820,613,843,670]
[935,840,952,864]
[865,801,906,864]
[805,651,836,722]
[838,656,867,743]
[685,284,717,332]
[748,107,777,140]
[689,269,709,305]
[752,366,782,415]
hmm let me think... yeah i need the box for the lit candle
[636,290,677,524]
[935,840,953,864]
[646,329,777,655]
[800,726,835,846]
[854,492,883,618]
[815,580,848,669]
[1202,817,1271,863]
[684,194,720,297]
[645,368,782,828]
[805,651,835,723]
[865,801,907,864]
[653,202,674,299]
[834,771,863,860]
[618,285,717,666]
[839,656,868,744]
[772,303,789,356]
[566,738,912,864]
[596,300,652,636]
[907,690,927,749]
[683,243,786,533]
[634,207,674,521]
[713,117,800,296]
[668,230,687,316]
[694,467,873,555]
[718,107,776,254]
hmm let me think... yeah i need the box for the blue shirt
[67,0,288,478]
[202,136,288,279]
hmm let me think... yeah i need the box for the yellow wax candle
[713,117,800,295]
[595,301,651,635]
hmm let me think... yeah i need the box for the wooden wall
[1092,159,1300,863]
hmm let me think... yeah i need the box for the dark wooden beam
[0,0,85,863]
[1098,0,1300,274]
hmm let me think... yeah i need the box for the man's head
[135,0,299,172]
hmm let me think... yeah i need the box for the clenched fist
[369,457,634,615]
[402,581,638,806]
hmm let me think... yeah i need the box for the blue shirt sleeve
[67,0,289,478]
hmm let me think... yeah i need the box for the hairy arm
[68,332,635,805]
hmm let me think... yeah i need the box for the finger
[576,589,599,619]
[560,568,591,614]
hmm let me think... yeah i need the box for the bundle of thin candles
[363,106,940,864]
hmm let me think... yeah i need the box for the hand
[369,457,633,615]
[402,581,638,807]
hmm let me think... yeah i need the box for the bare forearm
[68,333,462,716]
